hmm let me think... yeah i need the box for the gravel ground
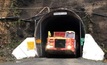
[0,58,107,65]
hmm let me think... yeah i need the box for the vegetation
[0,0,25,62]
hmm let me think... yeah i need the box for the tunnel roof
[35,9,85,39]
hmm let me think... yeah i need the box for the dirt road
[0,58,106,65]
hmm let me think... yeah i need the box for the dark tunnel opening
[41,15,80,56]
[35,9,85,57]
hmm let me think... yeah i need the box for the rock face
[0,0,11,45]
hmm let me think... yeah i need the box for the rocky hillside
[0,0,107,61]
[14,0,107,58]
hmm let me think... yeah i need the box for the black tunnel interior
[42,15,80,45]
[35,10,85,57]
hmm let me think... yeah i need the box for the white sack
[12,37,38,59]
[82,34,104,61]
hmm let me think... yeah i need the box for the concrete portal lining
[35,9,85,57]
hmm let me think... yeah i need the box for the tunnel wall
[35,9,85,57]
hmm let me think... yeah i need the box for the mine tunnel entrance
[35,9,85,57]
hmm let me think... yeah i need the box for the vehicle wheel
[46,52,51,58]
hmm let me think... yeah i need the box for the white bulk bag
[82,34,104,61]
[12,37,38,59]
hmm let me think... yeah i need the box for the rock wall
[0,0,11,46]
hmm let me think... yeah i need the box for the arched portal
[35,9,85,57]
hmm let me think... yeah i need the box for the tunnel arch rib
[35,9,85,57]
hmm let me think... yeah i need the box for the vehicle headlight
[67,46,72,49]
[46,45,53,49]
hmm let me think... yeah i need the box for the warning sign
[27,41,35,50]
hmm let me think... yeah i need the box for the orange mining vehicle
[45,31,77,56]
